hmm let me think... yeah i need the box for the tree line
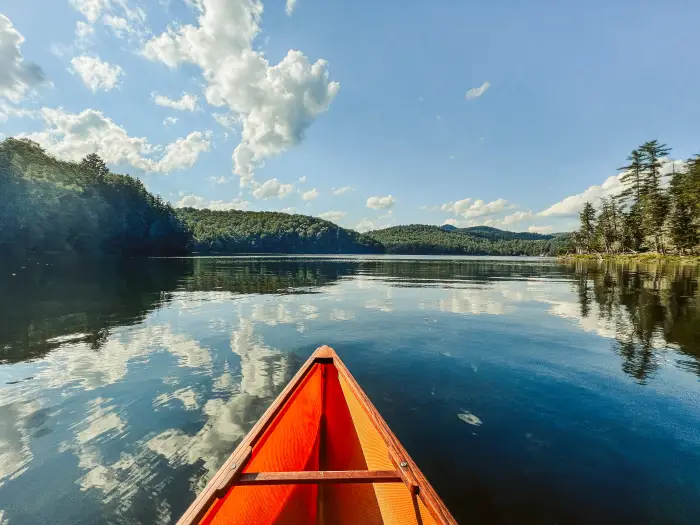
[1,138,190,258]
[573,140,700,255]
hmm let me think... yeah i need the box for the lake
[1,256,699,525]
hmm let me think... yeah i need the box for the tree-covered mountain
[367,225,570,255]
[1,138,190,258]
[176,208,383,254]
[1,136,572,258]
[447,225,557,241]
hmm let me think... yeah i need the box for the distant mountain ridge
[441,225,558,241]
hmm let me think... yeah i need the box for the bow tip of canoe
[313,345,337,359]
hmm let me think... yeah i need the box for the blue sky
[2,0,699,233]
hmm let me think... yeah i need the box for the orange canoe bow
[177,346,458,525]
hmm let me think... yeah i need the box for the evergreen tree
[617,149,645,203]
[578,202,597,253]
[639,140,671,252]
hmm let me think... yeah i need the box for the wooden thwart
[236,470,402,486]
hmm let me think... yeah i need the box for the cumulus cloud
[0,14,47,102]
[465,81,490,100]
[0,102,38,122]
[22,107,211,173]
[70,55,124,92]
[366,195,395,210]
[152,92,199,111]
[251,178,293,199]
[319,210,346,222]
[301,188,319,201]
[528,225,554,234]
[163,116,178,127]
[285,0,297,16]
[332,186,354,195]
[441,197,512,218]
[538,159,684,217]
[176,194,250,210]
[500,210,533,225]
[355,218,375,232]
[378,210,393,220]
[297,175,307,183]
[142,0,339,187]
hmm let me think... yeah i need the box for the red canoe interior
[198,362,438,525]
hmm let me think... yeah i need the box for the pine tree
[617,149,645,204]
[639,140,671,252]
[578,202,597,253]
[79,153,110,184]
[669,161,699,253]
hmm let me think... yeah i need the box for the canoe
[177,345,458,525]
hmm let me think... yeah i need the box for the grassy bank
[558,253,700,264]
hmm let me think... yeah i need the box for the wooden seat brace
[235,470,402,486]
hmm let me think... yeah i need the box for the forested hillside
[0,138,190,258]
[1,136,572,258]
[449,225,556,241]
[367,225,570,255]
[176,208,383,253]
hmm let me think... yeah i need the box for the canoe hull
[178,346,458,525]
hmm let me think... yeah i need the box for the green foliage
[176,208,383,254]
[0,138,190,258]
[367,225,570,256]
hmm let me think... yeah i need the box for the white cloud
[70,0,108,23]
[285,0,297,16]
[208,176,228,184]
[465,81,490,100]
[332,186,354,195]
[441,197,512,218]
[152,92,198,111]
[70,55,124,92]
[500,210,533,225]
[163,116,178,127]
[71,0,146,24]
[301,188,319,201]
[0,14,47,102]
[355,218,375,232]
[176,194,250,210]
[378,210,393,220]
[251,178,293,199]
[0,102,38,122]
[538,175,622,217]
[23,107,211,173]
[212,112,237,129]
[158,132,212,172]
[527,225,554,234]
[366,195,395,210]
[442,218,459,227]
[319,210,346,222]
[75,20,95,42]
[538,159,684,218]
[103,15,130,38]
[142,0,339,187]
[297,175,307,183]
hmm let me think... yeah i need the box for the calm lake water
[1,256,699,524]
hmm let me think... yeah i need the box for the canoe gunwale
[176,345,458,525]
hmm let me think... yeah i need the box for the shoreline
[558,253,700,264]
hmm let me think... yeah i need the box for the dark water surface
[1,256,699,524]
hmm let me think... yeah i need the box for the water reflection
[568,260,700,383]
[0,256,699,524]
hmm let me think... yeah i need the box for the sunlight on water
[0,256,699,524]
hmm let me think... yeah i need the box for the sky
[1,0,699,234]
